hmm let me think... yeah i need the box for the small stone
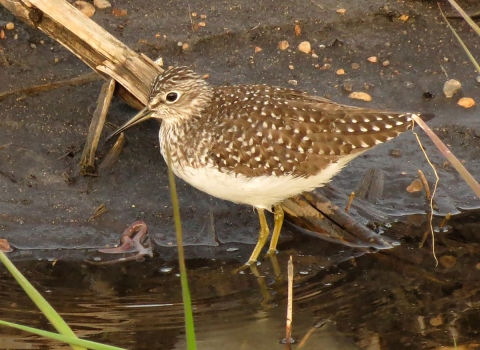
[476,76,480,83]
[311,53,318,58]
[351,62,360,70]
[14,34,18,40]
[429,316,443,327]
[298,41,311,54]
[318,63,331,70]
[198,22,206,27]
[5,22,14,30]
[30,43,36,49]
[278,40,289,50]
[367,56,378,63]
[288,80,298,86]
[336,8,346,15]
[112,8,127,16]
[0,239,11,252]
[154,57,163,67]
[74,1,95,17]
[254,46,262,53]
[390,149,402,157]
[288,65,294,70]
[336,69,345,75]
[182,43,190,50]
[191,12,197,17]
[382,60,390,66]
[343,80,353,92]
[457,97,475,108]
[200,14,207,19]
[439,255,456,269]
[398,14,409,21]
[94,0,111,9]
[475,262,480,270]
[443,79,462,98]
[294,23,301,36]
[349,92,371,102]
[0,30,5,40]
[406,179,423,193]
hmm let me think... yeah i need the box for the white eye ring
[165,91,181,104]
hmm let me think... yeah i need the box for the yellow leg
[265,204,284,257]
[233,208,270,273]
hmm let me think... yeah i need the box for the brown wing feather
[198,85,421,178]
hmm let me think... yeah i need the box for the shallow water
[1,211,480,349]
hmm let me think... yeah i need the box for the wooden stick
[1,0,162,108]
[79,79,116,175]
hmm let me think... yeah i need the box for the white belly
[168,153,359,209]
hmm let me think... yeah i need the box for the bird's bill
[106,107,153,141]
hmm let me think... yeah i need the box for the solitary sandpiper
[109,66,432,270]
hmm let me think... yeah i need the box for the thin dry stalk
[344,191,355,213]
[417,169,431,200]
[412,115,480,198]
[285,256,293,350]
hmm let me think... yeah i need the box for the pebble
[406,178,423,192]
[298,41,311,54]
[382,60,390,66]
[5,22,14,30]
[294,23,301,36]
[74,1,95,17]
[351,62,360,70]
[182,43,189,51]
[349,92,371,102]
[336,69,345,75]
[476,76,480,83]
[429,316,443,327]
[288,80,298,86]
[254,46,262,53]
[457,97,475,108]
[278,40,289,51]
[367,56,378,63]
[94,0,111,9]
[336,8,346,15]
[390,149,402,157]
[443,79,462,98]
[343,80,353,92]
[439,255,456,269]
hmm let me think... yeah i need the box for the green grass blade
[0,251,86,350]
[0,320,126,350]
[166,146,197,350]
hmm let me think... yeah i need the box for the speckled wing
[204,85,421,178]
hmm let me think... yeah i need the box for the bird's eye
[165,92,180,103]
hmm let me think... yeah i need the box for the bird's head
[108,67,213,140]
